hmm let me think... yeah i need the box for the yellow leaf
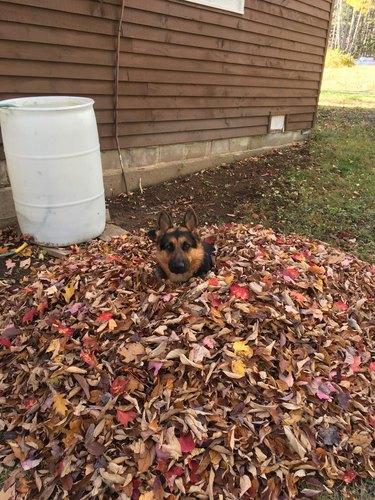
[20,246,33,257]
[120,234,128,240]
[53,393,68,416]
[139,492,155,500]
[63,282,76,303]
[224,274,234,284]
[108,319,117,332]
[314,278,324,292]
[233,341,253,357]
[46,338,60,353]
[231,360,246,377]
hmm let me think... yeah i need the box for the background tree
[329,0,375,56]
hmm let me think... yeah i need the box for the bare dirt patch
[108,143,307,231]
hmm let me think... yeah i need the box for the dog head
[153,208,205,282]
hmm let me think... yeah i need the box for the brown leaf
[86,440,106,457]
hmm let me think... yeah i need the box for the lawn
[319,65,375,108]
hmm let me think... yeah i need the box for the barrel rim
[0,96,95,111]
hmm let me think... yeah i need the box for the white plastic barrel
[0,96,106,246]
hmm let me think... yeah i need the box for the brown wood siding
[0,0,333,153]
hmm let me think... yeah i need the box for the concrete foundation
[0,130,309,228]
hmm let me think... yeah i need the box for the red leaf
[116,409,137,426]
[188,458,201,484]
[37,300,48,316]
[24,396,38,410]
[22,307,36,324]
[333,301,349,313]
[58,324,74,337]
[292,252,308,262]
[253,251,265,260]
[369,416,375,429]
[204,236,216,245]
[80,350,98,367]
[110,377,128,397]
[211,296,222,307]
[230,284,249,300]
[290,291,308,303]
[0,338,12,348]
[105,255,123,263]
[178,433,196,453]
[155,458,169,473]
[316,381,338,401]
[340,470,358,484]
[96,312,112,322]
[350,356,361,373]
[164,466,184,492]
[279,268,299,282]
[208,278,219,287]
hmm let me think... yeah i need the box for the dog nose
[170,260,187,274]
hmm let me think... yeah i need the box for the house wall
[0,0,333,226]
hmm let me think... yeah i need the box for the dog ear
[158,211,173,233]
[183,207,198,232]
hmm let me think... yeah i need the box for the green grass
[319,478,375,500]
[277,107,374,263]
[0,467,9,490]
[319,66,375,108]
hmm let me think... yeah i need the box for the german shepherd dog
[150,208,214,283]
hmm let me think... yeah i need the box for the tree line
[329,0,375,56]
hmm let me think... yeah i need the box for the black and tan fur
[150,208,214,283]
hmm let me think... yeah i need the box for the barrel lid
[0,96,94,111]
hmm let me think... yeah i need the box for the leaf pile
[1,224,374,499]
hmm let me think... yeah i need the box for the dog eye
[166,243,175,252]
[182,242,191,251]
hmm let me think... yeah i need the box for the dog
[149,208,214,283]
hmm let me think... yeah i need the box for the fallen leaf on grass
[340,470,358,484]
